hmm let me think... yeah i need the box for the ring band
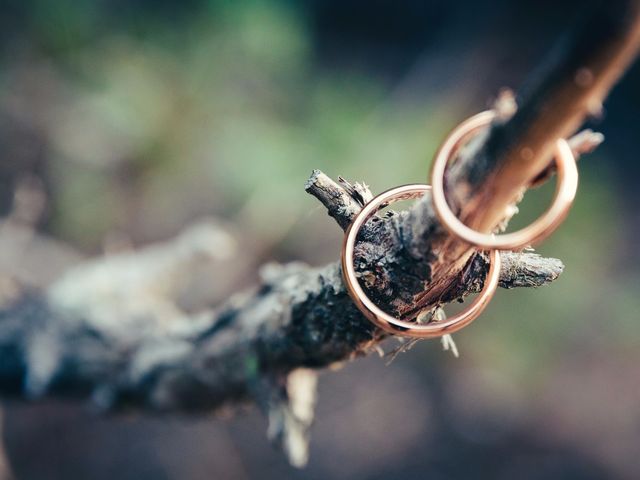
[341,184,500,338]
[429,110,579,250]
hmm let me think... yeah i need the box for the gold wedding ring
[340,109,578,338]
[341,184,500,339]
[429,110,578,250]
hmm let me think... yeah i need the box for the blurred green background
[0,0,639,479]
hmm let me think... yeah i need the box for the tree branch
[0,0,638,467]
[384,0,640,317]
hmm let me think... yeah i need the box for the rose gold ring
[341,184,500,338]
[429,110,579,250]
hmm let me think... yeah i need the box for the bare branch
[0,1,638,467]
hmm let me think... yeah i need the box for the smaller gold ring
[429,110,579,250]
[341,184,500,338]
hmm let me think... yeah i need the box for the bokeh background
[1,0,639,479]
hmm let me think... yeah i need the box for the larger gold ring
[429,110,579,250]
[341,184,500,338]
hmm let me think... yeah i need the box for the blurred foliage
[1,1,639,478]
[3,0,457,248]
[2,0,638,396]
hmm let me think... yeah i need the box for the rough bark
[0,0,638,467]
[0,215,562,466]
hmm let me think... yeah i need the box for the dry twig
[0,0,639,466]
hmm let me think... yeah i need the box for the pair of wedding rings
[341,110,579,338]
